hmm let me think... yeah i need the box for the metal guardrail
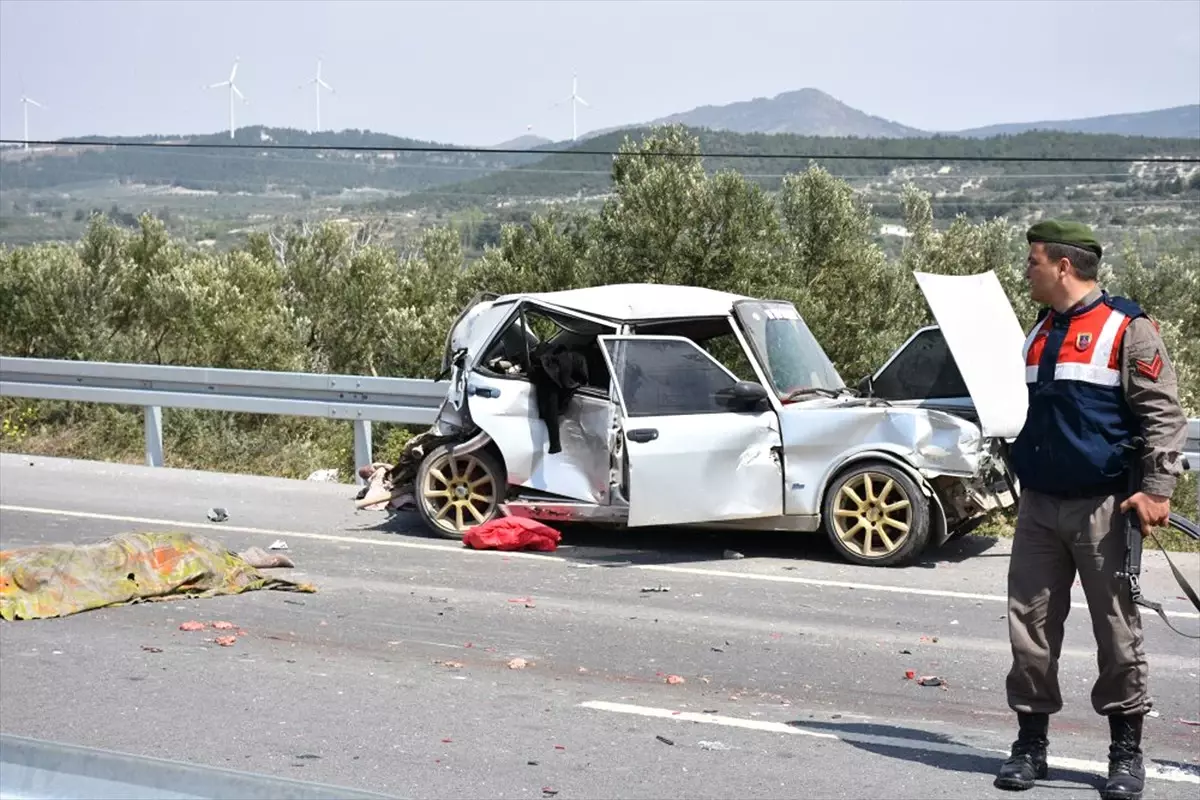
[0,356,445,484]
[1,356,1197,504]
[0,732,395,799]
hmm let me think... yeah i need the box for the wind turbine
[565,73,589,141]
[20,94,44,150]
[301,58,335,132]
[207,57,247,139]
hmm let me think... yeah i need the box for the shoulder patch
[1104,294,1146,320]
[1135,351,1164,381]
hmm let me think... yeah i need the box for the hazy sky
[1,0,1198,146]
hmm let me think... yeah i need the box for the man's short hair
[1043,241,1100,281]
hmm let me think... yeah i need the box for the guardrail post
[353,419,372,486]
[144,406,163,467]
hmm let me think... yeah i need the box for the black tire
[821,461,931,567]
[415,444,506,540]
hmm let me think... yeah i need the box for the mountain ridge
[582,88,1200,141]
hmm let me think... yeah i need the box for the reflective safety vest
[1009,292,1146,497]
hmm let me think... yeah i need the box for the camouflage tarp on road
[0,531,315,621]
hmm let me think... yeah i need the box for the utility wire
[3,139,1199,164]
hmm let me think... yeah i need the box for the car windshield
[734,300,845,396]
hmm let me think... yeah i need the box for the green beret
[1026,219,1102,259]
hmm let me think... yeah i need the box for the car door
[465,301,621,505]
[598,334,784,527]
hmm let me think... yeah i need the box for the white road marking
[578,700,838,739]
[579,700,1200,785]
[2,503,1198,620]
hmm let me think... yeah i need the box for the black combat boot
[994,712,1049,791]
[1100,713,1145,800]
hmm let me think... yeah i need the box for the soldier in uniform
[994,220,1188,800]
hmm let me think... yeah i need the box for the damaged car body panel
[457,298,620,505]
[363,276,1022,567]
[598,334,784,527]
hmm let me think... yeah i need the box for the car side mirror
[714,380,770,412]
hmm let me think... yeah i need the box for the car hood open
[912,271,1029,440]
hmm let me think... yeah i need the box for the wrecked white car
[358,272,1028,567]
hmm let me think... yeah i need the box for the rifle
[1116,437,1200,639]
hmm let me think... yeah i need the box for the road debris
[508,597,534,604]
[212,621,236,630]
[507,657,529,670]
[214,635,237,647]
[1179,719,1200,726]
[723,550,745,560]
[641,585,670,593]
[698,741,730,751]
[437,660,465,669]
[306,469,339,482]
[666,674,685,685]
[179,621,206,631]
[899,649,912,654]
[917,676,946,687]
[904,670,916,680]
[656,735,675,746]
[542,788,558,797]
[1148,710,1161,718]
[206,508,228,522]
[269,539,289,551]
[141,645,163,653]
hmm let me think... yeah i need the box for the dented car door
[598,335,784,527]
[465,300,621,505]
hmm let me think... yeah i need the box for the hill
[383,127,1200,213]
[955,104,1200,139]
[612,88,924,138]
[0,126,548,196]
[491,134,554,150]
[585,88,1200,141]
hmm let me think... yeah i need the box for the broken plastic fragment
[179,621,206,631]
[212,621,235,630]
[507,657,529,670]
[206,508,228,522]
[656,735,675,746]
[214,635,237,647]
[666,675,685,685]
[698,741,730,751]
[917,676,945,687]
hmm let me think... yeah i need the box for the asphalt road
[1,452,1198,800]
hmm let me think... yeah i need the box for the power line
[3,138,1199,164]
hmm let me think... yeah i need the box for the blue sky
[1,0,1198,146]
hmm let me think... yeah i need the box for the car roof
[492,283,754,322]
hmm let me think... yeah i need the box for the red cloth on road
[462,517,561,552]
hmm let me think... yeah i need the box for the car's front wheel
[821,461,930,567]
[415,444,506,540]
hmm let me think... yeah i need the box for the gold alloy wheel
[831,471,913,558]
[419,451,498,535]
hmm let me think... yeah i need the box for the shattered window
[869,327,969,400]
[481,306,612,391]
[604,338,738,417]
